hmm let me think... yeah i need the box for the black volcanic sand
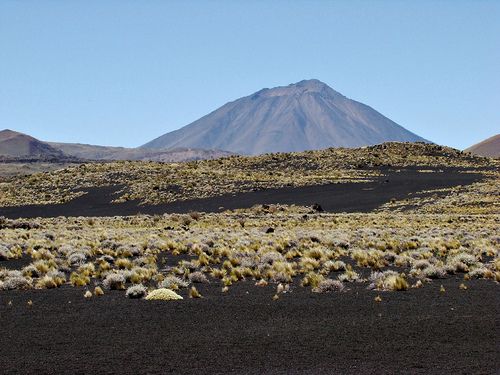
[0,279,498,375]
[0,168,485,218]
[1,167,497,374]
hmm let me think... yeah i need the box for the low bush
[115,258,133,270]
[160,275,189,289]
[301,272,324,288]
[188,271,209,283]
[420,265,447,279]
[68,252,87,266]
[35,271,66,289]
[145,288,183,301]
[1,276,32,290]
[338,266,360,282]
[103,273,126,290]
[0,245,10,260]
[70,272,90,287]
[126,284,147,299]
[259,251,285,265]
[322,260,346,273]
[312,279,345,293]
[370,271,408,291]
[468,267,494,279]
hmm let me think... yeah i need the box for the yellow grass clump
[189,286,202,298]
[380,274,408,291]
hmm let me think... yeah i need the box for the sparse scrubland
[0,206,498,298]
[377,169,499,215]
[0,161,80,181]
[0,142,498,300]
[0,142,493,207]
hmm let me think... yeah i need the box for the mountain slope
[0,129,65,159]
[142,79,428,155]
[465,134,500,158]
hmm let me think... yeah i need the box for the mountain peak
[0,129,25,141]
[143,80,428,154]
[257,79,341,99]
[294,78,329,89]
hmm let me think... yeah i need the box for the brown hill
[0,129,65,159]
[465,134,500,158]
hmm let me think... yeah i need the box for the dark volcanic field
[0,167,485,218]
[0,279,498,375]
[1,166,498,374]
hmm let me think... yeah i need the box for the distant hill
[465,134,500,158]
[48,142,234,162]
[0,129,65,160]
[142,79,429,155]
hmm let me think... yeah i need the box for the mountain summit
[142,79,428,154]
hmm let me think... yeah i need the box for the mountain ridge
[0,129,234,162]
[0,129,233,162]
[48,142,234,162]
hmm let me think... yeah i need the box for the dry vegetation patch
[377,168,499,214]
[0,143,497,298]
[0,206,497,298]
[0,142,492,207]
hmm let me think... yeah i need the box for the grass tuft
[189,286,202,298]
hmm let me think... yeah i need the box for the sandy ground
[0,278,498,375]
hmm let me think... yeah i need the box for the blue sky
[1,0,498,149]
